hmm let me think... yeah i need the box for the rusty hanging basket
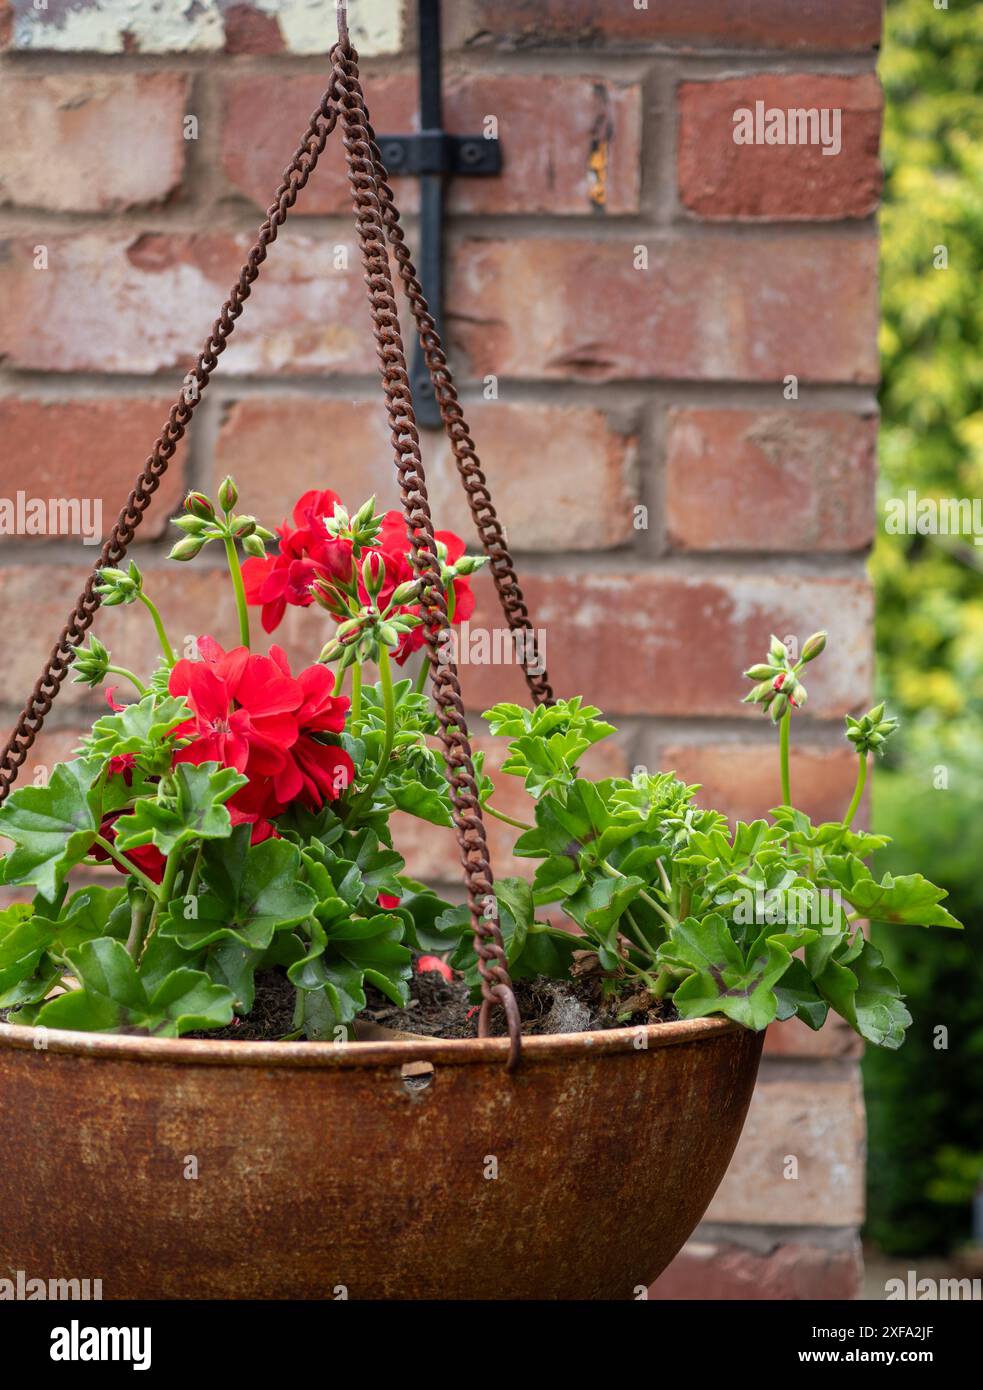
[0,7,763,1299]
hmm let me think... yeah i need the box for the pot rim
[0,1015,742,1070]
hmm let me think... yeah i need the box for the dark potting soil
[186,960,678,1042]
[3,961,677,1043]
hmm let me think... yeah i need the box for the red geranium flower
[267,646,354,807]
[169,638,301,780]
[242,490,353,633]
[377,512,475,665]
[93,812,166,884]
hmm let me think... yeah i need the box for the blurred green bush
[866,0,983,1254]
[867,762,983,1254]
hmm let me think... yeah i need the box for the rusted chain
[0,95,341,802]
[332,36,521,1067]
[363,124,554,707]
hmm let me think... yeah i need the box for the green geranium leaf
[35,986,120,1032]
[145,968,235,1036]
[159,829,317,951]
[0,759,103,900]
[67,936,145,1012]
[83,694,189,770]
[774,957,830,1031]
[387,778,454,827]
[669,913,790,1030]
[815,934,911,1049]
[114,761,247,857]
[823,856,963,930]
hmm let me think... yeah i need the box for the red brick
[460,570,872,718]
[0,399,187,543]
[222,73,642,215]
[1,0,401,55]
[653,742,864,824]
[0,231,878,385]
[765,1015,863,1060]
[448,235,880,383]
[214,398,637,551]
[651,1233,863,1300]
[706,1072,866,1226]
[677,75,882,221]
[0,563,240,717]
[0,74,187,213]
[665,408,877,552]
[0,233,373,377]
[447,0,882,51]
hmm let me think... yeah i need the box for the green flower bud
[217,476,239,513]
[185,491,215,522]
[801,630,827,664]
[168,535,207,561]
[742,679,774,705]
[770,693,789,722]
[769,634,789,663]
[744,663,777,681]
[390,579,422,607]
[71,635,111,688]
[361,550,386,600]
[95,565,142,605]
[451,554,486,577]
[241,533,266,558]
[335,617,364,642]
[230,515,257,538]
[379,622,400,650]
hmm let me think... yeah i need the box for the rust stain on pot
[0,1019,762,1300]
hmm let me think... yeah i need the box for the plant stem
[843,752,868,829]
[223,536,251,648]
[350,663,363,733]
[93,835,161,899]
[414,654,430,695]
[137,592,176,668]
[125,891,150,960]
[351,647,395,816]
[143,846,183,954]
[600,859,677,930]
[106,665,148,697]
[779,708,792,806]
[483,802,533,832]
[332,664,346,697]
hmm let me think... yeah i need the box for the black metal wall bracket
[377,132,501,179]
[376,0,501,428]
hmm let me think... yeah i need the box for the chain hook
[336,0,349,48]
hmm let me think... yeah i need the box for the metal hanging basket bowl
[0,1018,762,1299]
[0,10,763,1300]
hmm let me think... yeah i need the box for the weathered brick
[214,397,637,550]
[446,0,882,51]
[0,563,240,716]
[677,75,883,221]
[2,0,401,55]
[665,407,877,552]
[448,236,880,383]
[652,742,863,824]
[222,73,642,215]
[651,1232,863,1300]
[461,571,872,718]
[0,399,187,543]
[706,1071,866,1226]
[0,232,373,377]
[0,232,878,384]
[765,1015,863,1060]
[0,74,188,213]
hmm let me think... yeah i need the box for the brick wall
[0,0,881,1298]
